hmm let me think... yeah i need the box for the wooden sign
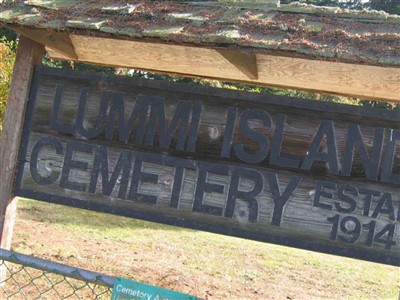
[14,66,399,266]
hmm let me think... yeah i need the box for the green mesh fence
[0,249,114,299]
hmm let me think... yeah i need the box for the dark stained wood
[13,67,400,266]
[0,37,44,249]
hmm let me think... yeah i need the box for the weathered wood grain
[27,69,400,181]
[45,34,400,102]
[0,37,44,249]
[14,67,400,266]
[17,133,400,263]
[217,49,258,80]
[8,26,77,60]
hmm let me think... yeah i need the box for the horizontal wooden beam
[41,33,399,102]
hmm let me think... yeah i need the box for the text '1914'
[14,67,400,266]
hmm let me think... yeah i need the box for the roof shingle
[0,0,399,67]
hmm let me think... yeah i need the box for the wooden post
[0,36,44,249]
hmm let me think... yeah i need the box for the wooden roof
[1,0,399,101]
[1,0,400,66]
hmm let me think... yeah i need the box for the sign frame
[14,66,400,266]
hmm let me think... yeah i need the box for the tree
[281,0,399,13]
[0,27,16,42]
[367,0,400,14]
[0,37,16,133]
[280,0,363,8]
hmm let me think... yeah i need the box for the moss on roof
[1,0,399,67]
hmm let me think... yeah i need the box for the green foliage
[43,56,116,74]
[219,82,361,105]
[74,62,115,74]
[281,0,363,8]
[16,198,400,299]
[0,37,16,134]
[281,0,400,13]
[0,27,17,42]
[367,0,400,14]
[360,100,400,110]
[280,0,340,7]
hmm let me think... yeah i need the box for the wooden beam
[0,37,44,249]
[45,34,400,102]
[217,49,258,80]
[10,26,77,60]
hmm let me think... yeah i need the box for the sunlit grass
[15,198,400,299]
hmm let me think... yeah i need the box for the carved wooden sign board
[14,66,400,266]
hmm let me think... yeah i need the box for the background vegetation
[282,0,400,13]
[13,198,400,299]
[0,28,16,133]
[0,2,399,298]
